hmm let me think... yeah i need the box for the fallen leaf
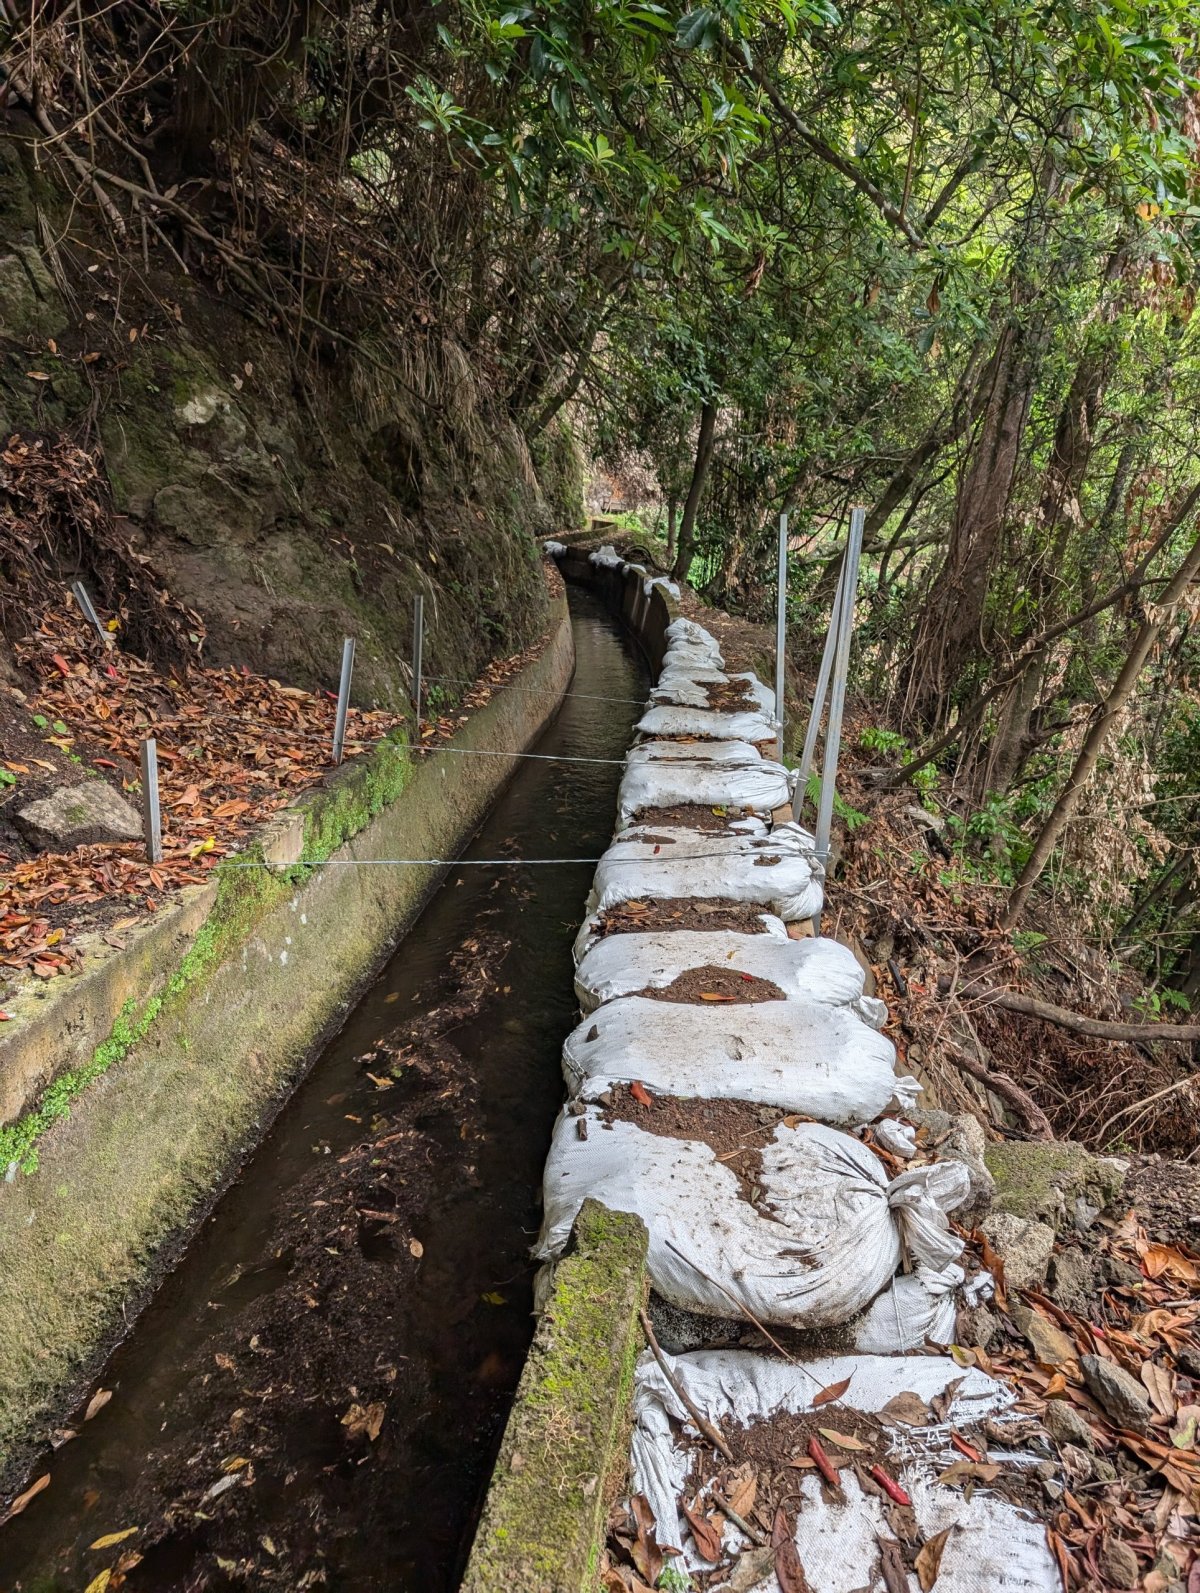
[699,992,737,1002]
[341,1401,386,1442]
[83,1572,111,1593]
[813,1375,852,1407]
[1141,1244,1200,1283]
[683,1500,723,1562]
[1,1473,49,1524]
[408,1238,424,1258]
[629,1081,653,1107]
[915,1525,955,1590]
[84,1388,113,1421]
[721,1462,757,1520]
[772,1506,813,1593]
[818,1428,870,1451]
[1142,1361,1177,1420]
[880,1391,931,1427]
[89,1527,139,1550]
[876,1535,909,1593]
[937,1460,1001,1486]
[628,1493,664,1586]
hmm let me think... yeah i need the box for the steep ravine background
[0,123,580,700]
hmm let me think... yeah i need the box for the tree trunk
[1004,519,1200,927]
[905,320,1037,725]
[665,496,679,565]
[672,401,717,581]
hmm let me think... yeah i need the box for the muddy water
[1,588,647,1593]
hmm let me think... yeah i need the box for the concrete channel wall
[0,588,575,1484]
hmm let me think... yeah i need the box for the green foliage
[804,770,869,830]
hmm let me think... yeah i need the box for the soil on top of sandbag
[633,803,751,832]
[633,964,785,1004]
[601,1086,806,1211]
[596,897,773,936]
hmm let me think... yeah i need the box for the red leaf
[812,1375,852,1407]
[682,1501,723,1563]
[629,1081,653,1107]
[51,654,71,676]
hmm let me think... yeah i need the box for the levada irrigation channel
[2,587,648,1593]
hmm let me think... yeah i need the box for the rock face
[1081,1354,1152,1429]
[15,781,142,851]
[979,1210,1056,1290]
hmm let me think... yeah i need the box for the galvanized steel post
[813,505,865,894]
[71,580,111,647]
[792,555,846,820]
[139,737,163,863]
[331,636,355,765]
[773,512,788,762]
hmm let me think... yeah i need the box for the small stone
[957,1304,1001,1350]
[1010,1303,1077,1366]
[1101,1254,1143,1290]
[16,780,142,850]
[1092,1458,1117,1483]
[1073,1196,1102,1234]
[1098,1537,1140,1590]
[1043,1399,1095,1451]
[1081,1354,1152,1429]
[1059,1443,1093,1484]
[1177,1347,1200,1379]
[980,1212,1056,1290]
[1048,1247,1095,1316]
[567,1100,586,1116]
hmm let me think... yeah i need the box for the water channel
[1,586,646,1592]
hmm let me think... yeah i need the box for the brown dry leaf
[915,1526,956,1590]
[721,1462,757,1520]
[341,1401,386,1442]
[1141,1361,1177,1419]
[84,1388,112,1421]
[1141,1244,1200,1284]
[772,1507,813,1593]
[938,1460,1002,1487]
[876,1534,910,1593]
[628,1494,664,1586]
[408,1238,424,1258]
[929,1378,965,1422]
[812,1375,852,1407]
[1,1473,49,1524]
[683,1501,724,1563]
[818,1428,870,1451]
[880,1390,931,1427]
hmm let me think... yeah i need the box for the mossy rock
[984,1140,1125,1231]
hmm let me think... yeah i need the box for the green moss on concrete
[462,1200,648,1593]
[0,733,413,1176]
[985,1140,1125,1229]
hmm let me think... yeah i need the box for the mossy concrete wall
[461,1201,648,1593]
[0,588,574,1485]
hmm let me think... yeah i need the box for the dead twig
[638,1308,735,1465]
[947,1042,1055,1140]
[976,987,1200,1044]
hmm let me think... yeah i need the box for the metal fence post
[773,512,788,762]
[812,505,866,889]
[792,555,847,820]
[71,580,111,647]
[139,738,162,863]
[412,594,424,723]
[331,637,355,765]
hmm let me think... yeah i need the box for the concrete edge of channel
[460,1200,649,1593]
[0,581,575,1486]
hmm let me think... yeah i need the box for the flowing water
[1,587,646,1592]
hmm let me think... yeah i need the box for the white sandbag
[644,574,680,599]
[661,642,726,674]
[650,670,776,722]
[586,824,824,923]
[573,922,870,1011]
[617,755,791,825]
[653,663,729,689]
[666,617,721,651]
[626,738,766,768]
[630,1347,1059,1591]
[537,1115,967,1326]
[561,996,906,1125]
[650,674,710,707]
[873,1118,918,1158]
[638,703,776,742]
[589,544,623,569]
[850,1262,963,1352]
[542,539,566,556]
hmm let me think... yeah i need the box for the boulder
[980,1210,1056,1290]
[984,1140,1125,1232]
[15,781,141,851]
[1010,1302,1077,1367]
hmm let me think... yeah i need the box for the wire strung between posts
[404,743,780,771]
[421,672,654,707]
[217,842,815,870]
